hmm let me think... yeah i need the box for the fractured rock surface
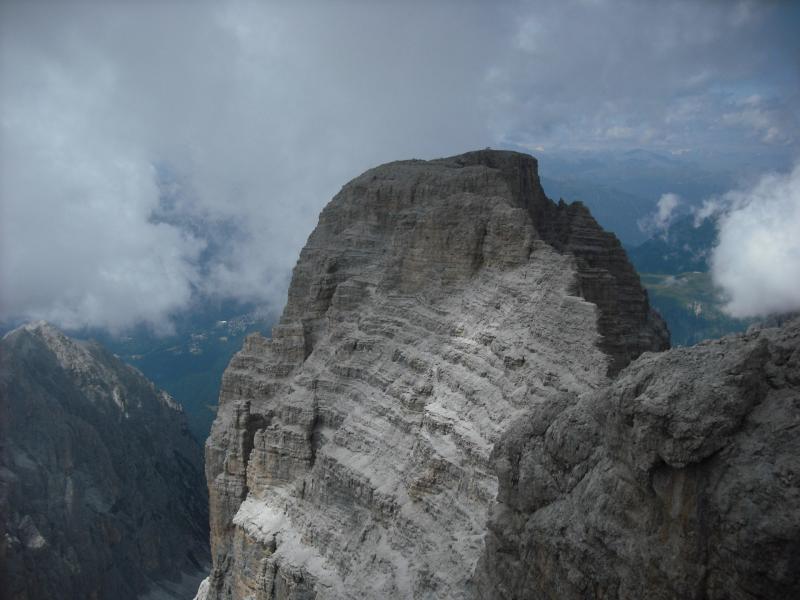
[0,322,209,600]
[200,150,670,599]
[477,318,800,599]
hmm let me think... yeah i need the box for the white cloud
[638,192,681,235]
[710,163,800,318]
[655,193,682,229]
[693,197,725,226]
[489,0,799,152]
[0,0,797,333]
[0,85,205,333]
[0,1,497,333]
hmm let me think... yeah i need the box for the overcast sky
[1,0,799,332]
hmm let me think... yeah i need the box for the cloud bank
[710,163,800,318]
[1,0,798,332]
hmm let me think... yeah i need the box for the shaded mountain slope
[0,322,209,600]
[477,317,800,599]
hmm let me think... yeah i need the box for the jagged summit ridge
[9,320,98,374]
[283,150,667,371]
[199,150,668,599]
[4,320,183,414]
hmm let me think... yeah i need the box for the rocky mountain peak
[282,149,667,374]
[198,150,675,599]
[4,320,184,417]
[10,320,95,374]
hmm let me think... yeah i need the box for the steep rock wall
[200,150,668,599]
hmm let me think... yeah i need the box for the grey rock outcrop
[0,322,209,600]
[476,318,800,599]
[199,150,669,599]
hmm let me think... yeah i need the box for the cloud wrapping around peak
[0,0,798,333]
[710,163,800,318]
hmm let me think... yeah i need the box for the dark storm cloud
[1,0,797,331]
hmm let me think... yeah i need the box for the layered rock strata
[0,322,209,600]
[200,150,668,599]
[476,317,800,599]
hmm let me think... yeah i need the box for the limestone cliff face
[0,322,209,600]
[200,150,668,599]
[476,318,800,599]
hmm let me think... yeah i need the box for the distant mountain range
[627,214,715,273]
[536,148,737,247]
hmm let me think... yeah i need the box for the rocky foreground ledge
[197,150,797,599]
[476,316,800,599]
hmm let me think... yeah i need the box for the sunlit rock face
[0,322,209,600]
[199,150,670,599]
